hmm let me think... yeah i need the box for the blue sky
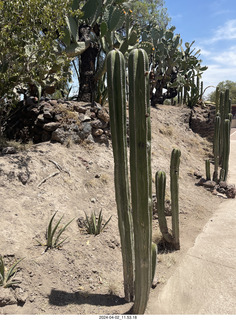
[165,0,236,95]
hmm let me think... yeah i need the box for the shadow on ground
[48,289,127,308]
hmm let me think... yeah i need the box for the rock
[43,110,54,119]
[49,100,58,106]
[217,187,226,194]
[54,114,63,122]
[95,134,108,145]
[82,115,91,122]
[29,108,40,116]
[219,181,227,189]
[85,134,95,144]
[92,128,103,136]
[2,147,17,155]
[0,287,17,307]
[197,177,206,186]
[51,128,68,144]
[81,123,92,136]
[91,120,103,129]
[18,172,29,185]
[39,101,52,110]
[203,180,217,189]
[43,122,60,132]
[216,193,228,199]
[97,109,110,123]
[194,171,203,179]
[73,102,90,113]
[14,288,28,306]
[225,186,236,199]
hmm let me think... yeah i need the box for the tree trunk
[78,25,99,103]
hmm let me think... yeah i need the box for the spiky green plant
[170,148,181,250]
[151,243,157,285]
[37,212,74,251]
[155,170,173,243]
[0,255,24,288]
[213,115,221,182]
[222,119,231,181]
[107,48,152,314]
[205,159,211,181]
[129,48,152,314]
[107,49,134,302]
[84,209,111,236]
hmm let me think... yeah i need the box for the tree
[0,0,73,106]
[208,81,236,104]
[63,0,170,103]
[131,0,170,38]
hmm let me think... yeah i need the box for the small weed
[37,212,74,251]
[84,209,111,236]
[0,255,24,288]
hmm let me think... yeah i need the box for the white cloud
[211,46,236,66]
[201,64,236,91]
[210,19,236,43]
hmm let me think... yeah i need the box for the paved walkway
[146,131,236,315]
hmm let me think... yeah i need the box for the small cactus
[155,170,173,243]
[205,159,211,181]
[222,119,231,181]
[170,148,181,250]
[213,115,221,182]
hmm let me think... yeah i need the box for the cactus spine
[155,171,173,243]
[128,48,152,314]
[107,50,134,302]
[170,149,181,250]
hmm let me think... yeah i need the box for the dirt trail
[146,132,236,315]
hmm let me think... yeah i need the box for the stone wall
[189,103,216,142]
[5,98,111,145]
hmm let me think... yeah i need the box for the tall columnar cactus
[222,119,231,181]
[216,89,232,177]
[128,48,152,314]
[215,86,220,114]
[213,115,221,182]
[205,159,211,181]
[107,49,134,302]
[170,148,181,250]
[155,171,173,243]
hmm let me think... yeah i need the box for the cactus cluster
[107,48,153,314]
[213,87,232,181]
[155,149,181,250]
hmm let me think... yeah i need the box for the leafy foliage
[0,0,72,104]
[208,81,236,104]
[0,255,24,288]
[149,26,207,105]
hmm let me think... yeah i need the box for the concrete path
[146,131,236,315]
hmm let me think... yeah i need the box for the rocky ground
[0,104,225,315]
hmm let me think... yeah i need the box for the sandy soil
[0,104,222,315]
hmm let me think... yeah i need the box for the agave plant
[84,209,112,235]
[0,255,24,288]
[37,212,74,251]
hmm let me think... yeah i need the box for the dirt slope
[0,104,222,315]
